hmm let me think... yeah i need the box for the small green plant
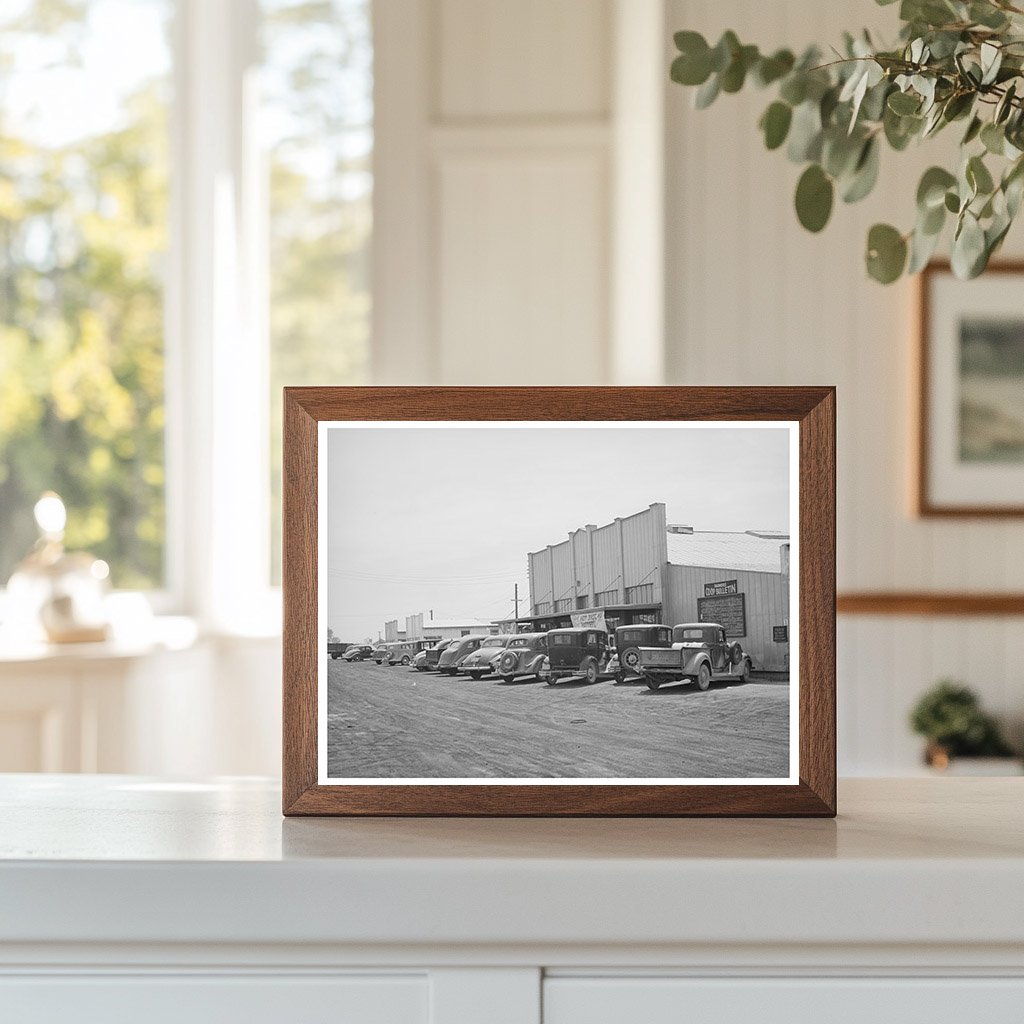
[909,679,1014,758]
[670,0,1024,283]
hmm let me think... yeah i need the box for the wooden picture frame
[283,387,836,816]
[917,260,1024,517]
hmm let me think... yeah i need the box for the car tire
[500,674,514,683]
[740,658,751,683]
[696,662,712,691]
[615,671,626,684]
[470,671,483,680]
[583,659,598,684]
[646,678,661,691]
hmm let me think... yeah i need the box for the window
[576,596,588,610]
[262,0,372,581]
[554,597,572,613]
[593,590,617,608]
[533,602,552,615]
[0,0,373,620]
[552,634,573,646]
[0,0,172,588]
[624,583,654,605]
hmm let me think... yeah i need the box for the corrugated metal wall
[664,565,790,673]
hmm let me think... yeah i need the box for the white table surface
[1,775,1022,953]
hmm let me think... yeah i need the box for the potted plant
[909,680,1019,772]
[670,0,1024,283]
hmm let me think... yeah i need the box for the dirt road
[326,660,790,780]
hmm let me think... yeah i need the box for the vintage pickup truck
[612,623,672,683]
[636,622,752,691]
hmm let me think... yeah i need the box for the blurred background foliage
[0,0,371,590]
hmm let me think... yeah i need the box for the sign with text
[773,625,789,643]
[704,579,739,597]
[570,610,608,631]
[697,593,747,638]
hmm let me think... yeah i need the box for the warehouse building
[388,613,498,642]
[511,503,790,673]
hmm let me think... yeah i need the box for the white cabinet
[545,977,1024,1024]
[1,975,428,1024]
[1,777,1022,1023]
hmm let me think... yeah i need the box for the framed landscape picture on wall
[918,262,1024,516]
[282,387,836,817]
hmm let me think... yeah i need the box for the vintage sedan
[637,622,751,691]
[387,638,437,666]
[545,628,614,685]
[421,638,455,671]
[371,644,392,665]
[341,644,375,662]
[612,623,672,683]
[436,634,490,675]
[458,634,512,679]
[496,632,549,682]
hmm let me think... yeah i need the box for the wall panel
[666,0,1024,773]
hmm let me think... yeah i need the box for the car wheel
[500,675,514,683]
[583,659,598,684]
[646,678,661,691]
[697,662,712,691]
[546,675,557,686]
[615,671,626,684]
[740,658,751,683]
[470,671,483,680]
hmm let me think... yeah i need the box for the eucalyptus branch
[670,0,1024,283]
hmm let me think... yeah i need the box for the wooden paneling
[664,0,1024,774]
[436,151,608,385]
[437,0,611,120]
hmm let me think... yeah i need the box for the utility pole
[514,583,519,632]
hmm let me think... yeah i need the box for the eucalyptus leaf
[842,137,881,203]
[760,101,793,150]
[967,154,995,195]
[888,90,921,115]
[981,121,1006,155]
[795,164,834,232]
[694,73,721,109]
[866,223,908,283]
[787,101,823,162]
[908,221,942,273]
[917,166,957,210]
[951,211,987,278]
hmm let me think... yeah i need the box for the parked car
[372,643,392,665]
[437,634,489,675]
[388,638,436,666]
[496,632,549,683]
[545,628,613,685]
[421,638,455,671]
[637,622,751,691]
[612,624,672,682]
[341,644,375,662]
[327,641,349,660]
[458,635,512,679]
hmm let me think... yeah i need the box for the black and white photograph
[318,422,798,785]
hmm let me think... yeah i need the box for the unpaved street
[327,660,789,779]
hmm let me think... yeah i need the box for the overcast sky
[326,425,792,641]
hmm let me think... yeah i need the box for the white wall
[665,0,1024,772]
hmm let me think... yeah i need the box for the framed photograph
[283,387,836,816]
[918,261,1024,516]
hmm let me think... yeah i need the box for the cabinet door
[0,974,428,1024]
[544,977,1024,1024]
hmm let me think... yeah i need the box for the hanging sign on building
[773,625,789,643]
[704,579,739,597]
[697,593,747,638]
[570,610,608,631]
